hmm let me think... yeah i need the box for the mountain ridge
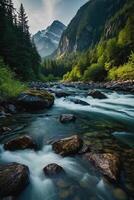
[33,20,66,58]
[56,0,127,57]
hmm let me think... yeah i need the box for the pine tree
[18,4,29,34]
[6,0,14,24]
[0,1,41,80]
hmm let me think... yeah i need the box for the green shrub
[108,52,134,80]
[0,59,26,98]
[83,63,106,81]
[63,66,81,81]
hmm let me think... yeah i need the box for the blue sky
[13,0,88,34]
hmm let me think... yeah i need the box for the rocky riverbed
[0,82,134,200]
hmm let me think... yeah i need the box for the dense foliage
[61,0,134,82]
[0,58,26,98]
[41,53,77,80]
[57,0,126,55]
[0,0,41,81]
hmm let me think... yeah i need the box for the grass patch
[0,59,27,99]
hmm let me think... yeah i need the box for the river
[0,86,134,200]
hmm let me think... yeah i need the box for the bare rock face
[60,114,76,123]
[4,135,37,151]
[84,153,120,181]
[0,163,29,197]
[88,90,107,99]
[52,135,83,156]
[43,164,65,177]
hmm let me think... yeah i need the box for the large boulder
[4,135,37,151]
[84,153,120,181]
[43,164,65,177]
[0,163,29,197]
[88,90,107,99]
[17,90,54,111]
[66,98,90,106]
[60,114,76,123]
[52,135,83,156]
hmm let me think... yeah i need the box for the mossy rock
[17,89,54,111]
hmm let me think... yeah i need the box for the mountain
[33,20,66,58]
[56,0,127,56]
[49,0,134,82]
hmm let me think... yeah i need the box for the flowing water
[0,86,134,200]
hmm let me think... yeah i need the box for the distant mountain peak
[51,20,65,26]
[33,20,66,58]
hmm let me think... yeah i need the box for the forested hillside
[44,0,134,82]
[57,0,126,55]
[0,0,41,97]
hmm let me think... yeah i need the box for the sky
[13,0,88,34]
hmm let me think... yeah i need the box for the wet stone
[0,163,29,197]
[4,135,37,151]
[52,135,83,156]
[43,164,65,177]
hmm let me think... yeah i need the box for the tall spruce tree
[18,4,29,34]
[0,1,41,80]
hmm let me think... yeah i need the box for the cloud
[13,0,88,34]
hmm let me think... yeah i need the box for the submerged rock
[17,89,54,111]
[43,164,64,177]
[0,163,29,197]
[0,106,11,118]
[60,114,76,123]
[7,104,17,114]
[113,188,127,200]
[0,110,6,118]
[84,153,120,181]
[66,98,90,106]
[52,135,83,156]
[4,135,37,151]
[0,127,12,135]
[54,90,70,98]
[88,90,107,99]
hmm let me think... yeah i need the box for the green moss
[25,89,54,101]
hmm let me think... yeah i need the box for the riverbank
[1,80,134,121]
[29,80,134,93]
[0,83,134,200]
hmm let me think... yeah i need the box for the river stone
[52,135,83,156]
[55,91,70,98]
[4,135,37,151]
[43,164,64,177]
[17,89,54,111]
[0,163,29,197]
[113,188,127,200]
[59,190,71,199]
[56,179,70,189]
[60,114,76,123]
[84,153,120,181]
[66,98,90,106]
[0,127,12,135]
[0,110,6,118]
[88,90,107,99]
[7,104,17,114]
